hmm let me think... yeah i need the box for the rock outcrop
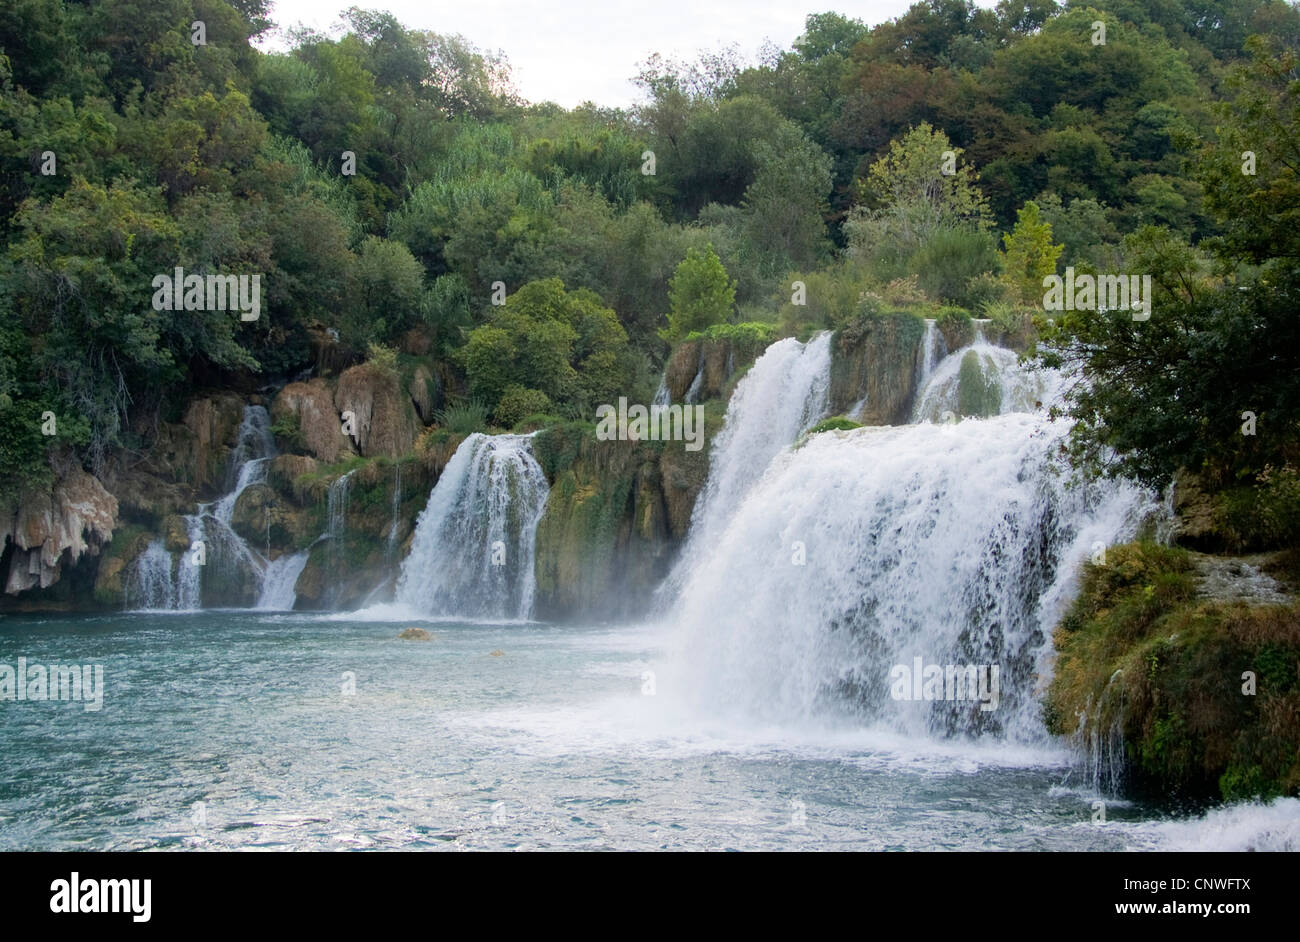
[272,379,348,463]
[2,467,118,595]
[334,363,422,458]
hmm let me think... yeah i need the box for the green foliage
[493,385,552,428]
[912,227,1000,306]
[1213,465,1300,552]
[462,278,631,417]
[433,399,490,436]
[661,244,736,343]
[1000,200,1063,305]
[1048,541,1300,801]
[808,416,863,434]
[845,122,992,278]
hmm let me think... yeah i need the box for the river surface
[2,611,1294,851]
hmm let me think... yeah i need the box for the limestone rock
[272,379,346,463]
[3,468,118,595]
[334,363,421,458]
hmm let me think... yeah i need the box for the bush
[365,342,399,380]
[1214,465,1300,552]
[494,385,552,428]
[808,416,863,434]
[434,399,490,435]
[911,227,1000,308]
[271,411,305,454]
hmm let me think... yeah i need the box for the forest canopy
[2,0,1299,495]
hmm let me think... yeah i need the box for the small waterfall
[327,470,355,545]
[323,469,356,608]
[385,463,403,562]
[129,405,282,610]
[911,337,1054,423]
[177,515,204,609]
[652,379,671,407]
[126,540,188,611]
[919,318,941,384]
[659,332,831,602]
[395,433,549,620]
[256,550,309,610]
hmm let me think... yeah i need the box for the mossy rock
[1047,541,1300,802]
[808,416,863,435]
[830,311,926,425]
[956,350,1002,418]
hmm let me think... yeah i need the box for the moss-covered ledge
[1045,541,1300,803]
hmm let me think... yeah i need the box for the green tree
[1000,200,1063,305]
[661,244,736,343]
[461,278,631,414]
[845,122,992,275]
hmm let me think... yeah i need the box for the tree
[740,124,833,276]
[461,278,631,416]
[1000,200,1063,304]
[661,244,736,343]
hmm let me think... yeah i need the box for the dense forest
[2,0,1298,500]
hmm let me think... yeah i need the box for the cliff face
[529,421,713,621]
[829,312,926,425]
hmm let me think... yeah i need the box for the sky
[261,1,974,109]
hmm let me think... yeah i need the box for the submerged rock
[398,627,433,641]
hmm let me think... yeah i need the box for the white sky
[262,1,984,109]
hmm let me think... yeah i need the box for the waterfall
[327,470,355,545]
[385,463,403,562]
[126,540,188,611]
[256,550,309,610]
[666,414,1152,741]
[911,337,1054,423]
[129,405,288,610]
[919,318,941,384]
[658,326,1155,744]
[658,333,832,602]
[395,433,549,620]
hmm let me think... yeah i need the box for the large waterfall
[395,433,550,620]
[659,332,1153,743]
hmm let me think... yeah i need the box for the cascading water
[395,433,550,620]
[385,463,403,562]
[665,416,1151,740]
[128,405,291,610]
[911,334,1055,423]
[256,550,309,610]
[660,329,1155,745]
[125,540,196,611]
[918,317,941,384]
[658,332,832,602]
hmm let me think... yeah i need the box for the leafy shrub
[364,342,399,380]
[434,399,490,435]
[911,227,999,307]
[808,416,863,434]
[494,385,552,428]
